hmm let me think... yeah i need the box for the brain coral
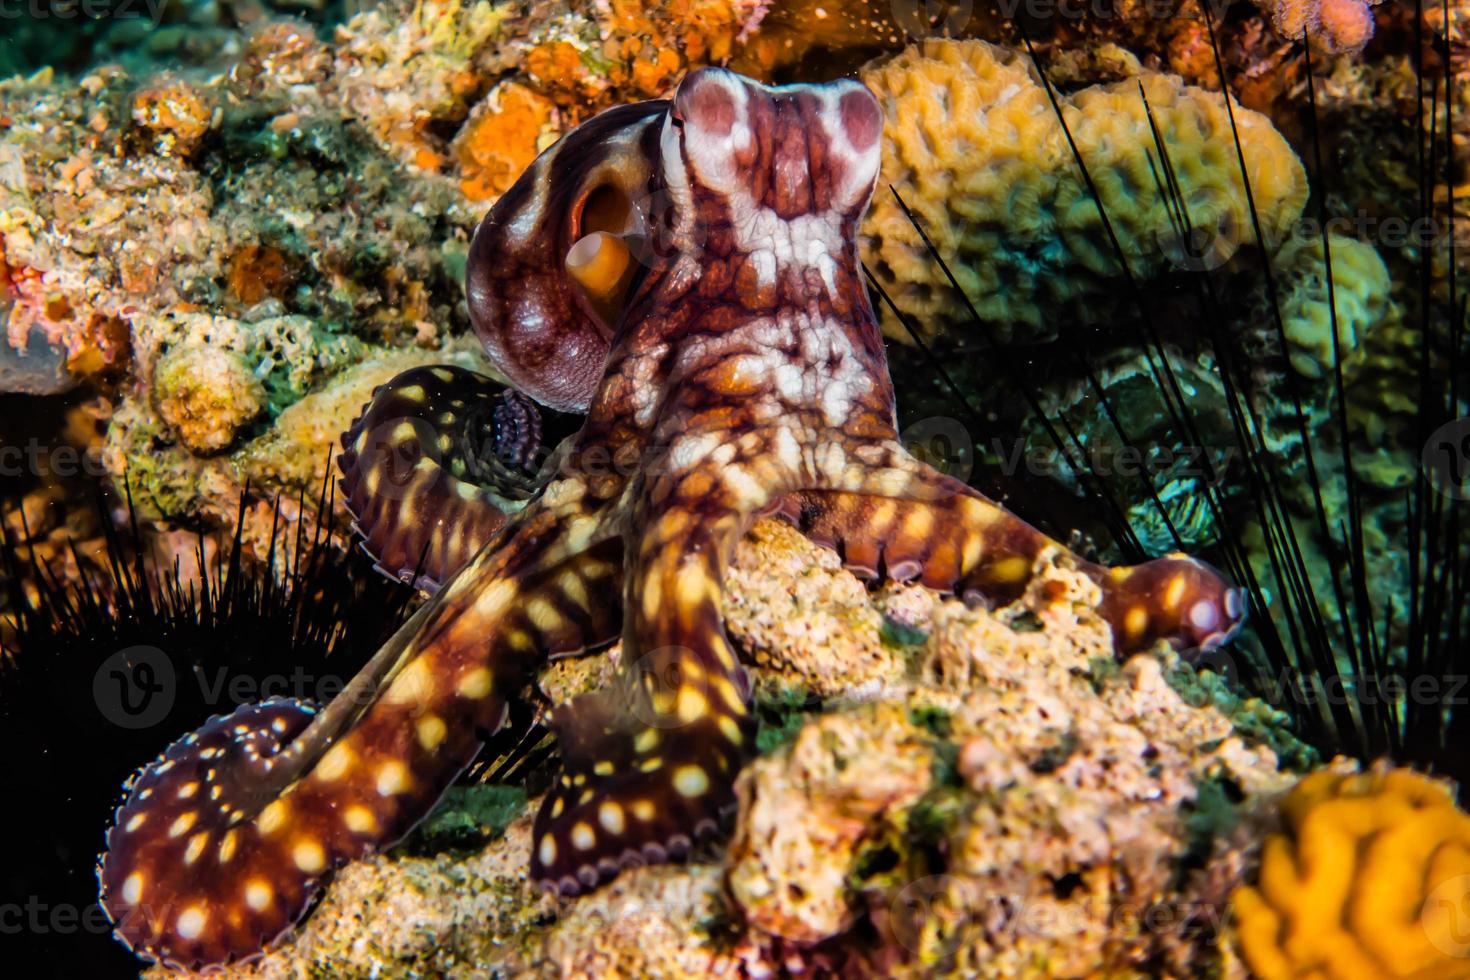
[1272,231,1392,379]
[1232,765,1470,979]
[859,39,1309,345]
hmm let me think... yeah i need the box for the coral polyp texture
[1256,0,1384,54]
[98,67,1246,971]
[1232,766,1470,979]
[1271,231,1394,380]
[859,38,1309,344]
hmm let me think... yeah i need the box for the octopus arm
[793,450,1246,654]
[530,478,762,894]
[98,504,623,969]
[338,365,547,593]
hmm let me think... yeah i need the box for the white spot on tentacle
[1190,599,1219,632]
[176,907,207,939]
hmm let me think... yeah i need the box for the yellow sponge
[860,39,1308,344]
[1232,766,1470,979]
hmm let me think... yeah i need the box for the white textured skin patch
[667,311,872,431]
[661,71,880,295]
[1190,599,1219,632]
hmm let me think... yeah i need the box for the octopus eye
[579,184,632,239]
[564,183,640,331]
[565,232,634,330]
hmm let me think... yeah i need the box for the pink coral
[1260,0,1381,53]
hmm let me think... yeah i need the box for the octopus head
[471,69,885,413]
[659,67,883,232]
[568,69,886,317]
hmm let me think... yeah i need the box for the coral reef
[0,0,786,553]
[512,0,768,110]
[330,0,509,171]
[161,519,1304,977]
[452,79,559,201]
[152,341,265,453]
[729,543,1295,977]
[1232,765,1470,979]
[1270,231,1393,380]
[0,26,477,545]
[859,39,1309,345]
[1255,0,1383,55]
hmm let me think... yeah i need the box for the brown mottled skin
[98,69,1244,971]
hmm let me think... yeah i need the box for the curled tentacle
[100,699,321,969]
[338,365,547,592]
[99,494,623,968]
[1096,553,1247,653]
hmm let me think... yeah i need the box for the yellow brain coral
[859,39,1309,344]
[1274,231,1392,379]
[1232,766,1470,980]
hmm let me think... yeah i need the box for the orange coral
[227,245,295,306]
[526,0,766,110]
[130,78,215,157]
[453,81,558,202]
[1233,766,1470,979]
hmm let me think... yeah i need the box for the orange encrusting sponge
[1233,766,1470,980]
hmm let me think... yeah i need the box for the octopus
[97,68,1246,970]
